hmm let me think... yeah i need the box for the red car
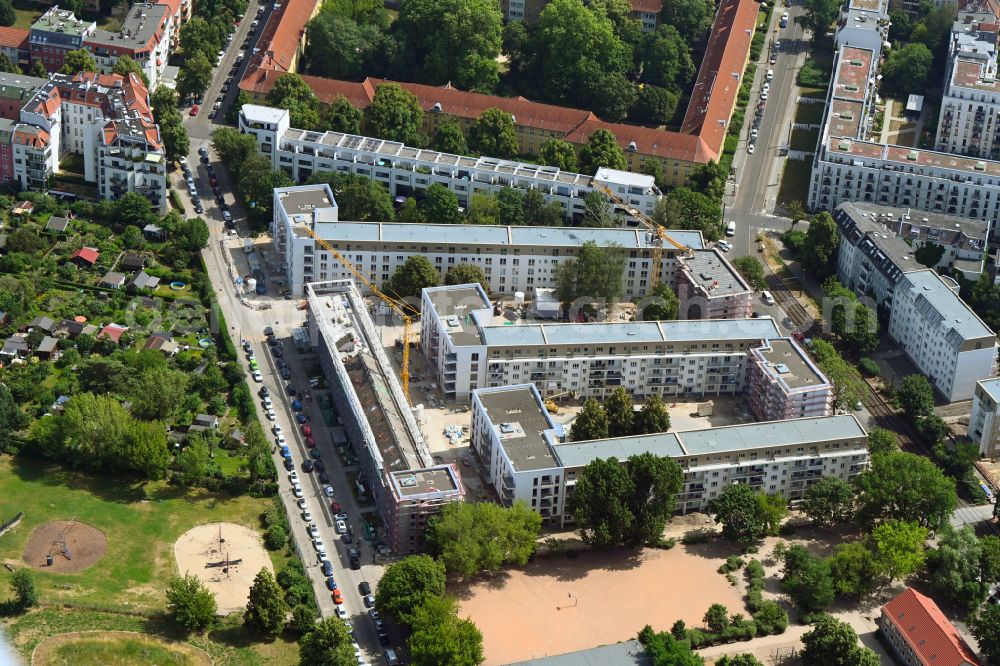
[330,501,342,512]
[332,588,343,605]
[305,436,316,448]
[209,175,218,187]
[301,424,312,437]
[189,105,199,116]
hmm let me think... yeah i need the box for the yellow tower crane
[301,227,419,404]
[599,186,695,289]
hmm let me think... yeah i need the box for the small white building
[970,377,1000,457]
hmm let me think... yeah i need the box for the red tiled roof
[629,0,663,14]
[0,26,28,50]
[882,588,981,666]
[248,0,318,74]
[99,323,127,342]
[680,0,759,156]
[70,247,99,264]
[566,117,716,162]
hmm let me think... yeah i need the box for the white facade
[887,269,997,401]
[746,337,834,421]
[936,20,1000,160]
[240,104,666,224]
[422,283,782,401]
[471,384,870,522]
[969,378,1000,457]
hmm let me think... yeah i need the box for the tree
[324,96,362,134]
[167,573,217,632]
[376,555,446,625]
[801,615,880,666]
[870,519,927,581]
[237,155,294,221]
[625,452,684,545]
[914,241,945,268]
[175,437,217,487]
[244,568,288,636]
[468,108,518,159]
[568,457,634,547]
[0,384,25,437]
[112,55,148,86]
[411,184,459,225]
[880,43,933,99]
[638,625,704,665]
[524,188,565,226]
[267,73,322,130]
[653,188,724,241]
[364,84,425,145]
[844,303,879,354]
[0,53,19,74]
[867,427,899,455]
[323,0,388,25]
[579,129,627,173]
[799,0,840,34]
[212,127,260,173]
[630,85,680,125]
[426,501,541,577]
[408,595,485,666]
[433,122,469,155]
[305,12,383,81]
[580,67,636,121]
[571,398,609,441]
[801,476,855,527]
[28,60,47,78]
[710,483,765,546]
[9,568,36,611]
[445,264,488,292]
[801,212,840,280]
[928,524,990,610]
[716,656,764,666]
[731,256,765,291]
[605,387,635,438]
[756,493,788,536]
[298,617,355,665]
[634,394,670,435]
[398,197,424,224]
[808,339,867,412]
[970,603,1000,663]
[0,0,14,27]
[554,241,626,306]
[385,255,440,298]
[61,49,96,75]
[308,172,394,221]
[496,187,526,226]
[130,366,187,420]
[703,603,730,634]
[688,161,727,200]
[854,450,956,529]
[787,200,806,226]
[781,545,835,614]
[465,192,501,226]
[393,0,502,91]
[641,282,679,321]
[827,541,878,599]
[897,374,935,421]
[177,52,213,100]
[158,112,190,163]
[639,25,695,89]
[226,90,253,125]
[660,0,713,44]
[538,139,578,171]
[581,190,617,228]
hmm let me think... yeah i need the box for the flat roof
[677,414,867,456]
[477,318,781,348]
[506,639,650,666]
[389,466,460,497]
[979,377,1000,403]
[243,103,290,124]
[594,168,655,188]
[425,284,490,317]
[556,431,684,468]
[754,338,828,389]
[680,248,751,296]
[899,269,996,342]
[476,386,561,472]
[276,184,335,218]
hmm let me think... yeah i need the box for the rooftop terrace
[753,338,828,390]
[476,386,562,472]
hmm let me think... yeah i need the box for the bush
[719,555,746,573]
[682,530,711,545]
[264,523,288,550]
[752,600,789,635]
[859,358,880,377]
[782,229,807,253]
[797,58,831,88]
[745,559,766,612]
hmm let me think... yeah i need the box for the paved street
[177,10,389,661]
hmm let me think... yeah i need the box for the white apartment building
[271,183,704,299]
[969,377,1000,457]
[675,248,754,319]
[421,283,782,401]
[746,337,834,421]
[84,2,174,89]
[241,104,666,223]
[887,269,997,401]
[471,384,870,523]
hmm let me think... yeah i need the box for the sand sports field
[22,520,108,574]
[173,522,272,614]
[457,544,745,665]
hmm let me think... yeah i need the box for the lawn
[11,6,41,30]
[789,127,821,152]
[777,157,812,207]
[34,631,211,666]
[794,102,826,125]
[0,456,289,612]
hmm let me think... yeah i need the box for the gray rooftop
[835,203,921,283]
[276,184,336,220]
[899,269,996,343]
[556,431,684,469]
[477,318,781,348]
[31,7,94,38]
[505,639,650,666]
[677,414,867,456]
[754,338,828,390]
[389,467,460,497]
[848,202,990,250]
[979,377,1000,403]
[679,248,752,296]
[426,284,490,317]
[87,2,169,50]
[476,386,561,472]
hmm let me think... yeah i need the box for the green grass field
[794,102,826,126]
[789,127,821,152]
[36,632,211,666]
[0,456,288,611]
[777,157,812,207]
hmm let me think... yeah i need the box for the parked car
[307,523,319,537]
[302,460,315,473]
[252,371,262,382]
[363,594,376,608]
[292,483,303,497]
[302,424,312,436]
[335,520,347,534]
[326,575,337,590]
[321,559,333,576]
[318,472,330,484]
[189,105,199,116]
[323,485,335,497]
[305,436,316,448]
[288,470,299,484]
[303,508,313,522]
[359,581,372,596]
[332,588,343,604]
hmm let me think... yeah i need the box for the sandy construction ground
[456,544,745,665]
[173,522,272,615]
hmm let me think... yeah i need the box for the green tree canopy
[244,568,288,636]
[660,0,713,44]
[914,241,945,268]
[364,83,425,145]
[605,387,635,438]
[634,395,670,435]
[870,519,927,581]
[554,241,626,306]
[799,0,841,34]
[538,139,578,171]
[445,264,489,292]
[307,172,394,221]
[177,52,213,100]
[466,192,501,225]
[709,484,766,546]
[579,129,627,173]
[167,573,217,632]
[801,614,881,666]
[376,554,446,625]
[9,568,36,611]
[325,96,363,134]
[266,73,322,130]
[637,624,704,665]
[641,282,680,321]
[469,108,519,158]
[854,450,956,529]
[801,476,855,527]
[408,595,485,666]
[112,55,149,86]
[638,25,695,90]
[880,43,933,99]
[731,256,765,291]
[653,188,724,241]
[630,85,680,125]
[305,12,383,80]
[425,501,541,577]
[867,427,899,455]
[298,617,356,665]
[571,397,610,441]
[61,49,97,75]
[970,603,1000,663]
[827,541,878,600]
[433,121,469,155]
[801,212,840,280]
[897,374,935,420]
[386,255,441,298]
[781,545,835,614]
[420,183,461,223]
[927,524,995,610]
[0,0,15,27]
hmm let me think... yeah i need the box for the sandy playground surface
[173,522,272,615]
[456,544,745,665]
[22,520,108,573]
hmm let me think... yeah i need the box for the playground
[172,522,272,614]
[22,520,108,574]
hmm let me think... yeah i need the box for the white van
[762,291,775,305]
[766,68,773,82]
[726,220,736,236]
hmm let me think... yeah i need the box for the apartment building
[240,0,759,184]
[969,377,1000,456]
[887,269,997,401]
[880,587,981,666]
[421,283,781,401]
[271,182,704,299]
[675,248,754,319]
[470,384,869,523]
[305,280,464,554]
[746,337,834,421]
[936,20,1000,160]
[0,27,30,72]
[245,106,667,223]
[29,7,95,72]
